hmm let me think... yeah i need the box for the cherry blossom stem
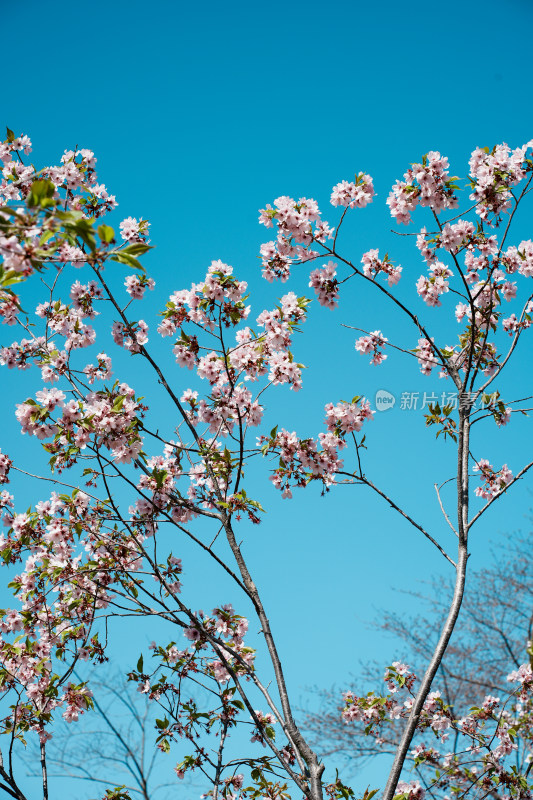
[220,518,325,797]
[499,173,533,254]
[322,245,457,382]
[434,483,458,537]
[382,410,470,800]
[341,324,429,362]
[39,742,48,800]
[210,645,311,793]
[92,446,250,594]
[338,473,456,566]
[384,550,468,800]
[0,751,25,800]
[213,717,228,800]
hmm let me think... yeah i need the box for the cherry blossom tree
[0,126,533,800]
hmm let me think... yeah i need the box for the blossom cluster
[469,142,533,221]
[0,131,155,338]
[412,216,533,389]
[416,220,476,264]
[387,151,459,224]
[111,319,149,353]
[343,658,533,799]
[124,273,155,299]
[361,249,402,286]
[15,381,145,467]
[83,352,113,384]
[416,262,453,307]
[1,140,113,223]
[259,398,373,498]
[119,216,150,243]
[330,172,375,209]
[473,459,514,499]
[128,604,257,767]
[159,260,250,336]
[413,338,439,376]
[0,488,121,739]
[0,447,11,484]
[355,330,388,365]
[309,260,339,308]
[258,195,334,282]
[160,278,310,441]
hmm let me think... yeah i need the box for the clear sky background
[3,0,533,796]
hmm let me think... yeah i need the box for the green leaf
[27,179,56,209]
[0,269,26,289]
[98,224,115,243]
[111,253,145,272]
[6,127,15,143]
[0,205,23,219]
[56,209,84,223]
[121,243,152,256]
[70,218,96,251]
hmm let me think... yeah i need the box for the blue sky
[3,0,533,796]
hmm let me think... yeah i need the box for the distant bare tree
[26,672,174,800]
[301,533,533,779]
